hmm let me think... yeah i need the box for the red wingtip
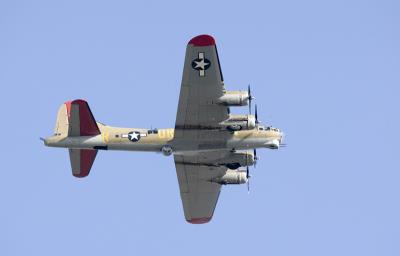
[188,34,215,47]
[187,217,212,224]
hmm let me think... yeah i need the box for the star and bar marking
[122,131,147,142]
[191,52,211,77]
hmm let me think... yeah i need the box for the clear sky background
[1,0,399,255]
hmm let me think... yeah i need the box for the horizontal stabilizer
[69,149,98,178]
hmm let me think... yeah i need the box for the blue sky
[1,0,399,255]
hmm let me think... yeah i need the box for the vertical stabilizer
[53,99,101,137]
[65,99,101,136]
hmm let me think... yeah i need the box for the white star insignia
[128,132,140,141]
[194,59,210,70]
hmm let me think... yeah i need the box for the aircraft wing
[174,34,228,138]
[173,35,231,223]
[174,154,228,224]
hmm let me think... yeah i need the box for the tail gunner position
[43,35,284,224]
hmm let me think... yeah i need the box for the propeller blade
[246,150,248,167]
[248,84,252,114]
[253,149,257,168]
[255,104,259,124]
[249,101,252,115]
[245,150,253,194]
[247,84,251,115]
[246,165,250,193]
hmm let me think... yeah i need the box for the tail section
[55,99,101,137]
[53,99,101,178]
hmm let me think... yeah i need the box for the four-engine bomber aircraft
[43,34,283,224]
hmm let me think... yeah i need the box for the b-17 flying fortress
[43,35,284,224]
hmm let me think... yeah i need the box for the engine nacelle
[217,91,249,106]
[212,170,248,185]
[220,114,256,131]
[222,151,255,169]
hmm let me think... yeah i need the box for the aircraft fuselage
[44,123,283,154]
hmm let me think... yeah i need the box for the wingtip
[186,217,212,224]
[188,34,215,47]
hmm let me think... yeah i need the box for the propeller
[245,151,251,193]
[255,104,259,124]
[246,165,250,193]
[244,149,260,193]
[245,148,261,193]
[253,149,258,168]
[248,84,254,114]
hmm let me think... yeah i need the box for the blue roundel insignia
[128,131,141,142]
[191,58,211,71]
[191,52,211,77]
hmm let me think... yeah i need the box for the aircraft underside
[43,34,284,224]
